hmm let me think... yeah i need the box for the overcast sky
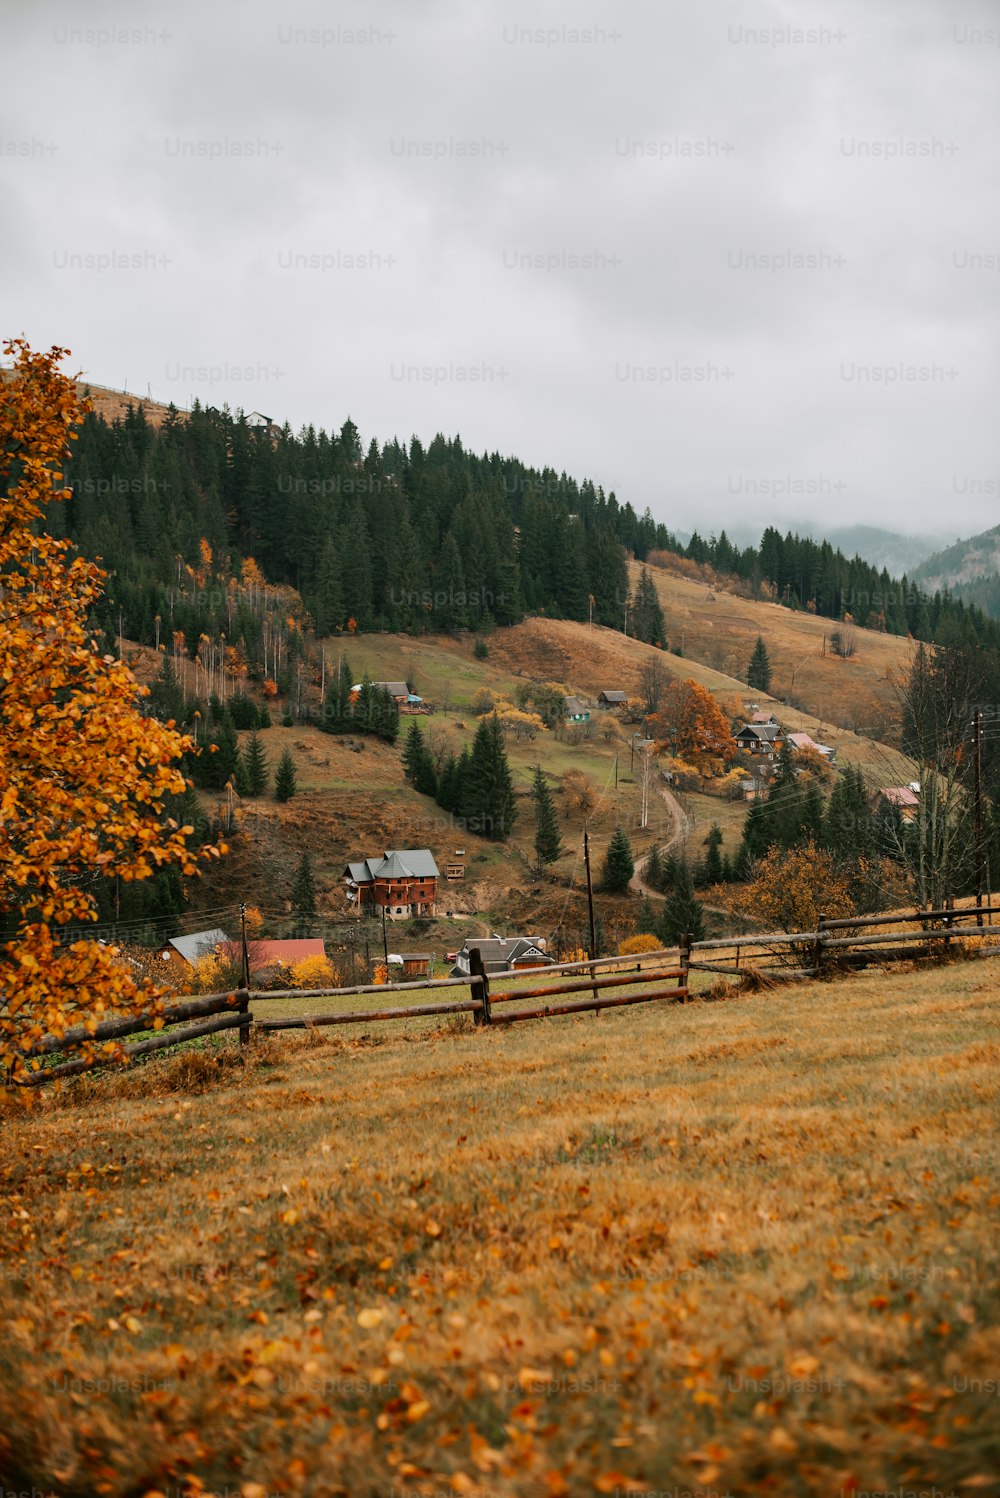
[3,0,999,543]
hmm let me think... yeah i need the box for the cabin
[344,848,440,918]
[564,694,590,722]
[873,785,920,824]
[163,928,231,970]
[598,690,627,709]
[751,711,778,725]
[733,722,783,756]
[351,680,409,705]
[740,777,767,802]
[449,936,551,977]
[786,731,837,765]
[445,849,466,881]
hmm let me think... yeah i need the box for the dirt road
[630,782,693,898]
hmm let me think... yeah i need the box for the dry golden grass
[1,958,998,1496]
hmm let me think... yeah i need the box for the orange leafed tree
[0,340,223,1086]
[648,678,737,775]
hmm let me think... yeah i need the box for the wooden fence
[13,902,1000,1086]
[688,901,1000,980]
[14,947,688,1086]
[16,988,251,1087]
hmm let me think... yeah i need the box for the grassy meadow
[1,956,998,1496]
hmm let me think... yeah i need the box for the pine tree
[243,729,269,796]
[403,721,426,785]
[233,750,251,798]
[631,567,667,646]
[314,534,344,637]
[657,860,706,943]
[601,825,635,891]
[291,852,317,933]
[212,712,240,790]
[147,651,185,723]
[274,747,297,802]
[703,824,724,884]
[462,714,516,840]
[747,636,772,692]
[645,843,663,891]
[531,765,563,868]
[636,896,657,935]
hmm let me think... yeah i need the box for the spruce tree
[657,860,706,944]
[233,750,251,798]
[403,721,437,795]
[601,825,635,891]
[274,747,297,802]
[462,714,516,840]
[147,651,185,723]
[531,765,563,868]
[636,896,657,935]
[403,721,426,785]
[632,567,667,646]
[645,843,663,891]
[703,824,724,885]
[243,729,270,796]
[747,636,772,692]
[291,852,317,933]
[212,712,240,790]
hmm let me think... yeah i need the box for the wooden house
[344,848,439,918]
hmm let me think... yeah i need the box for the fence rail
[11,901,999,1087]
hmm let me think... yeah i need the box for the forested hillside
[50,395,1000,656]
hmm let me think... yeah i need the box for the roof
[450,936,550,974]
[786,732,817,750]
[345,848,440,884]
[167,928,231,965]
[350,681,408,697]
[564,695,589,716]
[399,952,433,961]
[219,938,325,970]
[599,690,627,703]
[880,786,919,808]
[751,711,777,723]
[735,723,781,742]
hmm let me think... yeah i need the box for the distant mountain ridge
[912,524,1000,618]
[688,522,949,578]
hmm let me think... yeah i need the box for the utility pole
[240,902,250,990]
[973,708,985,926]
[583,829,597,960]
[381,903,389,965]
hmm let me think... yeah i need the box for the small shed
[400,952,432,978]
[598,690,627,709]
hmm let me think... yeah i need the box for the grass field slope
[1,958,997,1495]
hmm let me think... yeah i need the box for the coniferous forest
[53,398,1000,660]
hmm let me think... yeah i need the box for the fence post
[469,947,491,1026]
[678,933,691,1001]
[944,895,953,955]
[237,987,251,1047]
[814,914,827,978]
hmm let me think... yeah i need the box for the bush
[619,933,662,955]
[474,638,489,659]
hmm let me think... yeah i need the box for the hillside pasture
[1,959,997,1496]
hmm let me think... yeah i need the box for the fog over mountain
[4,0,998,537]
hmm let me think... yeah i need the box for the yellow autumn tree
[0,340,223,1086]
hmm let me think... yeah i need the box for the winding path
[630,783,694,898]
